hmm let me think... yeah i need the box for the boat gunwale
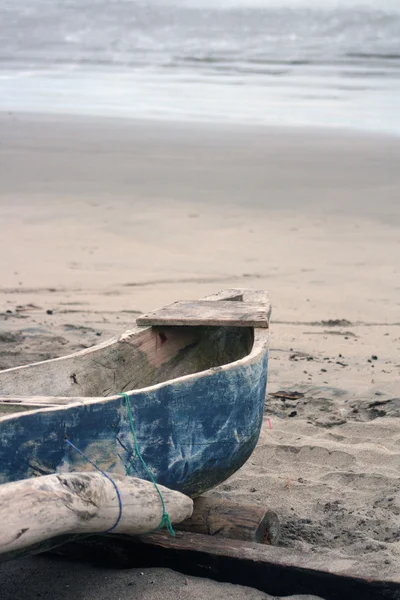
[0,289,270,422]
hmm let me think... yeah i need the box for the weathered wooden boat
[0,289,270,560]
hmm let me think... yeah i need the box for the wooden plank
[50,531,400,599]
[133,532,400,598]
[176,496,279,544]
[137,300,269,328]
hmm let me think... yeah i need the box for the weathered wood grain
[137,300,270,328]
[0,472,193,556]
[0,326,253,401]
[176,496,280,544]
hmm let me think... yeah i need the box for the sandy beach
[0,112,399,598]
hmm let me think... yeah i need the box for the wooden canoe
[0,289,270,497]
[0,289,270,559]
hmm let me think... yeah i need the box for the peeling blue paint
[0,352,268,497]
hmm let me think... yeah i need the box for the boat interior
[0,326,254,411]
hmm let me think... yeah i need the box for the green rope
[119,393,175,537]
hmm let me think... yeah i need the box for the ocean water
[0,0,399,133]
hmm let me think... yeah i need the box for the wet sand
[0,113,399,598]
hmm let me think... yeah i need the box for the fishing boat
[0,289,270,561]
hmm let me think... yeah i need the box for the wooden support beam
[176,496,279,544]
[49,530,400,600]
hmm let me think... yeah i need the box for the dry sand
[0,112,399,598]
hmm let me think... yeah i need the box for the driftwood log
[0,472,193,556]
[176,496,280,544]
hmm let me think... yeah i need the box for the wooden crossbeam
[136,300,269,328]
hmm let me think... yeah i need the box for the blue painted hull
[0,349,268,497]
